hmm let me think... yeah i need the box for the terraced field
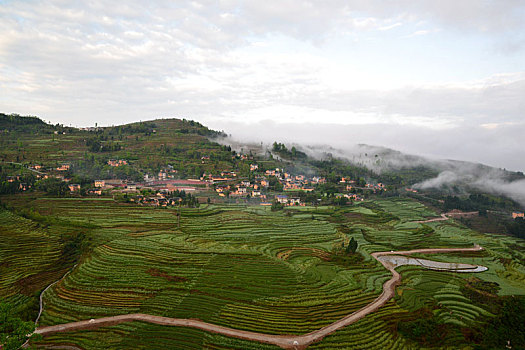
[1,196,524,349]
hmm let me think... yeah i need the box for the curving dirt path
[415,211,479,223]
[33,245,485,349]
[415,213,449,223]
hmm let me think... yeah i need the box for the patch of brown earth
[15,268,69,296]
[146,268,188,283]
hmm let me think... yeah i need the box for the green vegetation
[0,195,522,349]
[0,115,237,181]
[272,142,307,160]
[443,193,517,212]
[506,217,525,239]
[346,237,358,254]
[0,114,524,349]
[0,302,39,349]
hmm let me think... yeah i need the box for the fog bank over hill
[415,171,525,208]
[211,120,525,207]
[207,120,525,172]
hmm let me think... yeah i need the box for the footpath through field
[415,211,479,223]
[32,245,486,349]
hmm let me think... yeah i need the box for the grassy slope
[0,117,236,176]
[0,195,523,349]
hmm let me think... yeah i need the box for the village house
[512,212,525,219]
[284,182,302,191]
[231,186,247,196]
[104,179,126,189]
[289,197,301,206]
[94,180,105,188]
[346,194,363,201]
[211,176,230,182]
[251,190,261,197]
[250,164,258,171]
[221,171,237,177]
[265,169,279,176]
[68,184,81,192]
[241,180,251,187]
[56,164,70,171]
[107,159,128,167]
[215,184,229,193]
[275,195,288,204]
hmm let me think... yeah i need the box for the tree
[0,302,39,349]
[346,237,358,254]
[35,177,69,196]
[271,201,284,211]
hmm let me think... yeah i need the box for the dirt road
[33,245,484,349]
[415,211,479,223]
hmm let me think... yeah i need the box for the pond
[377,255,487,273]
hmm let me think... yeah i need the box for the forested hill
[0,113,236,179]
[0,113,56,133]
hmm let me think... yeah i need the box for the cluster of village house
[9,160,379,207]
[9,160,130,194]
[209,167,318,204]
[89,164,377,207]
[207,166,388,206]
[14,160,525,216]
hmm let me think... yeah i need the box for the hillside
[0,113,524,349]
[0,114,237,179]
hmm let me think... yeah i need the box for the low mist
[210,120,525,208]
[206,120,525,172]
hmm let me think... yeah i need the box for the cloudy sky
[1,1,524,171]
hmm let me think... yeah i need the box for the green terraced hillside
[0,196,524,349]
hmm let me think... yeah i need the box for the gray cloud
[211,120,525,172]
[1,0,524,171]
[415,169,525,207]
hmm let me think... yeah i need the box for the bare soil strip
[33,245,485,349]
[416,211,479,223]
